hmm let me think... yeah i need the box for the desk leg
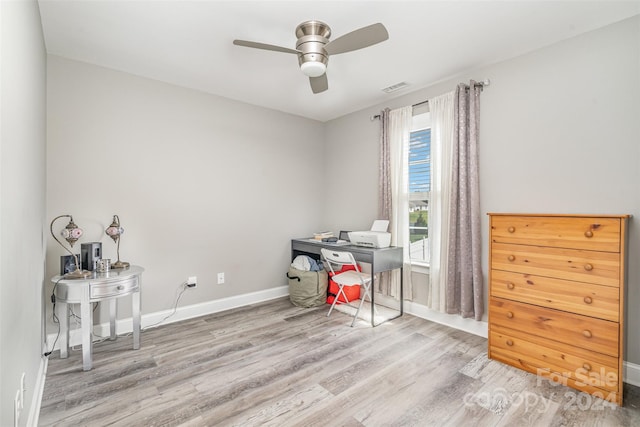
[370,267,375,327]
[58,302,69,359]
[400,266,404,315]
[132,290,141,350]
[81,300,92,371]
[371,268,404,327]
[109,299,117,340]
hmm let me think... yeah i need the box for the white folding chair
[321,248,372,327]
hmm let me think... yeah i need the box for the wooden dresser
[488,213,629,405]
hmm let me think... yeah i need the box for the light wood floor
[40,297,640,426]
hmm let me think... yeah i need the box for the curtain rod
[370,79,490,121]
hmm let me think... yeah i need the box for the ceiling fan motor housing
[295,20,330,77]
[232,19,388,93]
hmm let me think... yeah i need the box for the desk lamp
[105,214,130,269]
[50,215,91,279]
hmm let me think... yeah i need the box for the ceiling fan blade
[324,23,389,55]
[310,74,328,94]
[233,39,300,55]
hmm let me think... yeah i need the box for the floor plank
[40,297,640,426]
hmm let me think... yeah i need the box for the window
[409,113,431,264]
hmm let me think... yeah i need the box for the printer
[348,220,391,249]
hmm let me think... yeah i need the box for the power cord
[142,281,188,331]
[44,279,62,357]
[44,280,189,356]
[44,279,131,355]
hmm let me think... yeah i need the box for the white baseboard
[27,356,47,427]
[404,300,488,338]
[624,361,640,387]
[46,285,289,351]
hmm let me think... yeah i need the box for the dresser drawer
[491,242,620,287]
[90,276,139,299]
[490,215,621,252]
[490,297,618,357]
[490,328,619,392]
[490,270,619,321]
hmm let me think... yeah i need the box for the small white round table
[51,265,144,371]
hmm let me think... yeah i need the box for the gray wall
[323,16,640,363]
[0,1,47,425]
[46,56,326,320]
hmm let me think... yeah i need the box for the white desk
[51,265,144,371]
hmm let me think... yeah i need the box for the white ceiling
[38,1,639,122]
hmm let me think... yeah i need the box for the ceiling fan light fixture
[233,20,388,94]
[300,61,326,78]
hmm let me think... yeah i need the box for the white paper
[370,220,389,232]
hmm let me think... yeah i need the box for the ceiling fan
[233,21,389,94]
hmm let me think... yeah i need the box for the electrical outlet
[187,276,197,288]
[217,272,225,284]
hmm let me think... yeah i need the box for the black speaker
[81,242,102,271]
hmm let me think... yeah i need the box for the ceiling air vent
[382,82,409,93]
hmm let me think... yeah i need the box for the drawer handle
[583,363,592,371]
[508,226,516,233]
[506,311,514,319]
[584,296,593,304]
[117,285,125,291]
[508,255,516,262]
[506,339,514,346]
[507,282,515,290]
[583,330,593,338]
[584,263,593,271]
[585,230,594,238]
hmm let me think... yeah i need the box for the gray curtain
[445,81,483,320]
[378,108,392,223]
[377,108,392,296]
